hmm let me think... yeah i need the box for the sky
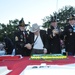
[0,0,75,26]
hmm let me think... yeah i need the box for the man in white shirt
[25,23,48,54]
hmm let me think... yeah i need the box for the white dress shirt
[33,35,44,50]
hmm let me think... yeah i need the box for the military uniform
[62,14,75,55]
[47,16,61,54]
[47,26,61,54]
[14,18,31,56]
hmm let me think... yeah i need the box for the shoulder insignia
[15,36,18,41]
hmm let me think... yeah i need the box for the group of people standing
[47,14,75,56]
[4,14,75,57]
[14,18,48,56]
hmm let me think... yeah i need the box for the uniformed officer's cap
[67,14,75,21]
[50,16,59,23]
[18,18,28,27]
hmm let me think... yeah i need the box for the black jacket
[14,30,31,56]
[62,24,75,53]
[47,26,61,54]
[4,36,14,54]
[28,30,48,50]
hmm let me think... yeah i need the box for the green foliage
[42,6,75,28]
[0,19,19,41]
[0,6,75,41]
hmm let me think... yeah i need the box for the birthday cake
[30,54,67,60]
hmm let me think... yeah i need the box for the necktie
[23,32,25,37]
[23,32,26,43]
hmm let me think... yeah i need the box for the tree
[0,18,30,41]
[42,6,75,29]
[0,19,19,41]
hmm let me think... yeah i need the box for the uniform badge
[69,28,72,32]
[70,33,72,35]
[15,36,18,41]
[20,35,23,38]
[21,39,23,41]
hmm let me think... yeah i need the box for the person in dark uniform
[47,16,61,54]
[3,35,14,55]
[62,14,75,56]
[14,18,31,56]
